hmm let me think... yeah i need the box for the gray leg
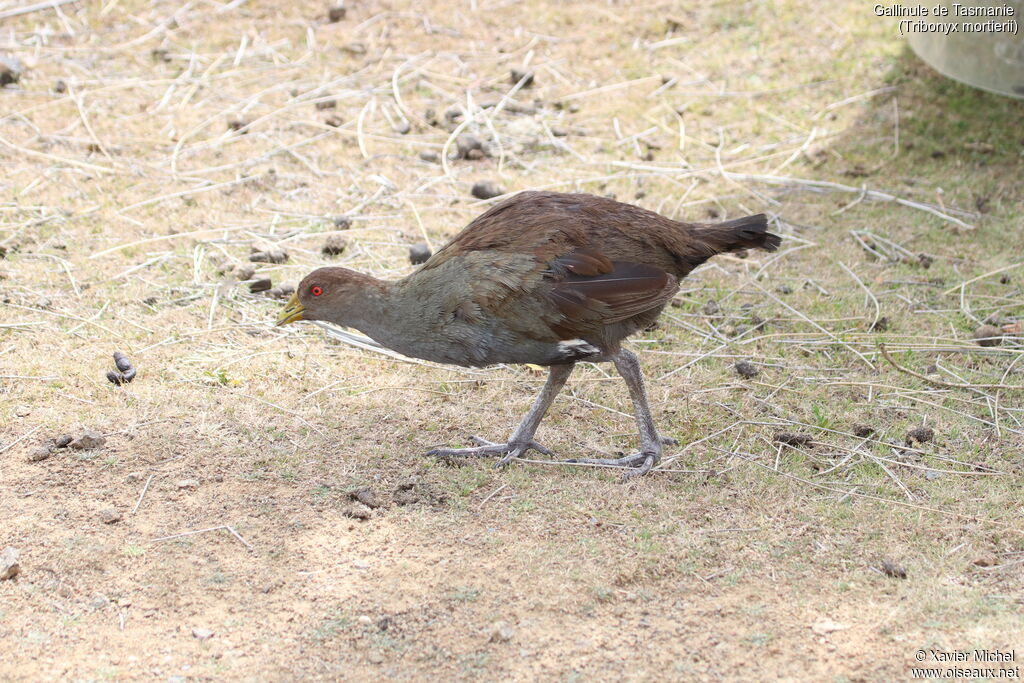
[567,349,665,479]
[428,363,574,468]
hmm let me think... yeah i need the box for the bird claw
[427,437,554,465]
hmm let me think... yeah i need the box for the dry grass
[2,0,1023,680]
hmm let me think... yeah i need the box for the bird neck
[323,273,395,336]
[333,272,446,360]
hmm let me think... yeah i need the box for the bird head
[276,267,374,327]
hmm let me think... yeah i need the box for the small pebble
[776,284,793,295]
[28,446,53,462]
[113,351,133,372]
[266,285,295,300]
[69,431,106,451]
[332,215,352,230]
[192,627,215,640]
[905,426,934,445]
[550,125,569,137]
[342,503,373,521]
[419,151,439,163]
[234,265,256,281]
[315,97,336,110]
[774,432,813,447]
[471,181,504,200]
[456,134,484,160]
[14,404,30,417]
[489,621,515,643]
[444,107,463,125]
[393,120,411,135]
[350,487,382,509]
[973,553,998,567]
[177,478,200,490]
[90,595,110,610]
[503,101,536,115]
[702,300,719,316]
[973,324,1002,347]
[322,235,348,256]
[510,68,534,87]
[869,317,889,332]
[53,79,67,94]
[54,434,73,448]
[107,351,137,385]
[0,547,20,580]
[249,249,288,264]
[880,560,907,579]
[249,277,273,293]
[226,119,250,133]
[324,115,343,127]
[367,651,384,664]
[852,424,874,438]
[99,508,122,524]
[408,243,432,265]
[734,360,758,379]
[0,55,24,87]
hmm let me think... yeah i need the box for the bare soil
[2,1,1022,680]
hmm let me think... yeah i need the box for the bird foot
[427,435,554,468]
[564,451,659,480]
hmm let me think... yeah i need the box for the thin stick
[118,175,257,213]
[879,344,1024,392]
[406,199,433,251]
[131,474,155,515]
[0,0,78,19]
[0,133,118,175]
[725,172,975,230]
[941,262,1024,296]
[152,524,254,551]
[0,425,42,454]
[478,483,508,507]
[838,261,880,329]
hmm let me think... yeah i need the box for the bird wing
[544,249,678,333]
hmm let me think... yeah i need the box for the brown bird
[277,191,780,477]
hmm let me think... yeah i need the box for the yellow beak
[276,293,306,326]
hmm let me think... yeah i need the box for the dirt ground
[2,1,1023,681]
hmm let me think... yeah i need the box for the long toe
[427,443,511,459]
[427,438,555,464]
[564,452,659,479]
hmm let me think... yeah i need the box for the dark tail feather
[678,214,781,272]
[705,214,781,253]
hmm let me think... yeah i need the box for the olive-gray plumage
[279,191,780,477]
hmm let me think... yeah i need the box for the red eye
[311,286,323,296]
